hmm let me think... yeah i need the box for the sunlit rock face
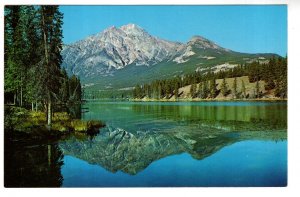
[61,23,277,91]
[61,24,236,79]
[61,24,184,78]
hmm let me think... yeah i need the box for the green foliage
[241,80,246,98]
[4,5,83,127]
[220,78,229,96]
[68,75,82,102]
[202,81,209,99]
[190,83,197,98]
[4,106,29,130]
[4,5,82,107]
[131,56,287,99]
[255,80,261,98]
[232,77,237,99]
[209,79,217,98]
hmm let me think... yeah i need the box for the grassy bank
[4,106,105,142]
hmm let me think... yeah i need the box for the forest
[132,56,287,100]
[4,5,82,125]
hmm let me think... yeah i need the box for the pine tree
[38,5,64,125]
[255,80,260,98]
[232,77,237,99]
[197,82,203,98]
[174,83,179,99]
[220,78,229,96]
[59,68,70,103]
[202,81,209,99]
[190,83,196,98]
[4,6,25,105]
[241,80,246,98]
[209,79,217,98]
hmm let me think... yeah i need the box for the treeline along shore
[132,56,287,101]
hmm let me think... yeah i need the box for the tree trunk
[47,101,52,126]
[20,86,23,106]
[35,101,38,111]
[13,93,16,105]
[42,7,51,127]
[41,7,49,65]
[31,102,34,111]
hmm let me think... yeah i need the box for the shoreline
[4,106,105,143]
[84,98,287,102]
[129,98,288,102]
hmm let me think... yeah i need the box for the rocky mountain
[61,24,277,90]
[62,24,183,78]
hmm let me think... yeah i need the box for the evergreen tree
[4,5,85,116]
[197,82,203,98]
[38,5,64,125]
[174,83,179,99]
[209,79,217,98]
[232,77,237,99]
[255,80,260,98]
[220,78,229,96]
[202,81,209,99]
[241,80,246,98]
[59,68,70,103]
[69,75,82,102]
[4,6,26,105]
[190,83,196,98]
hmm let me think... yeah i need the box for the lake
[4,101,287,187]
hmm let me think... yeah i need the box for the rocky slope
[62,24,184,78]
[61,24,277,90]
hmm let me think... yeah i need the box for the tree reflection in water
[4,139,64,187]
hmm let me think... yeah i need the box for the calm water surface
[5,101,287,187]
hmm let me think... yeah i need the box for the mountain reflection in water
[60,101,287,175]
[60,126,286,175]
[4,101,287,187]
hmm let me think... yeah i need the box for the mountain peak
[103,25,119,33]
[190,35,209,42]
[188,35,228,51]
[120,23,142,30]
[120,23,146,35]
[189,35,216,45]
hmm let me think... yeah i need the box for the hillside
[135,76,277,101]
[131,56,287,101]
[176,76,268,100]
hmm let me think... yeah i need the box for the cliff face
[62,24,184,78]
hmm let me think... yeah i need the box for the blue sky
[60,5,287,56]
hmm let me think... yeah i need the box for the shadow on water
[3,103,96,187]
[4,139,64,187]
